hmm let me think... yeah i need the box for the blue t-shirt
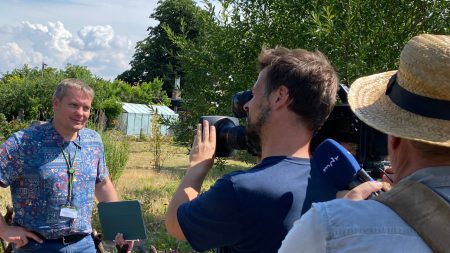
[177,156,337,253]
[0,121,109,239]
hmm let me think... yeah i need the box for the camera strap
[375,178,450,253]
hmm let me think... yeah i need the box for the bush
[100,130,130,182]
[0,114,29,140]
[98,98,123,128]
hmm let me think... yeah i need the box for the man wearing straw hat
[278,34,450,253]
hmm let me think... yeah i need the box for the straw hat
[348,34,450,147]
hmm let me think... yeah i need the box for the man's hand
[0,225,43,248]
[114,233,135,253]
[337,181,391,201]
[189,120,216,169]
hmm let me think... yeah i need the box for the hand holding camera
[189,120,216,170]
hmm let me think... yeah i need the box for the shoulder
[312,198,416,236]
[313,199,390,222]
[222,156,310,185]
[6,123,46,144]
[294,199,433,253]
[80,127,101,137]
[181,175,238,211]
[79,128,103,142]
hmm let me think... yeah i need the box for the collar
[47,119,82,148]
[405,166,450,188]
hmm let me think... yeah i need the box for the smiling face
[52,87,92,139]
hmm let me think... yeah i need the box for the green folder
[97,200,147,241]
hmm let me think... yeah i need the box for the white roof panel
[149,105,177,115]
[122,102,152,114]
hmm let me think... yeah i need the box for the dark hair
[258,47,339,130]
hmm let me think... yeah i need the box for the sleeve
[95,133,110,183]
[278,205,327,253]
[177,177,243,252]
[0,134,23,187]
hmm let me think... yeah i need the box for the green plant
[98,98,122,128]
[100,130,130,182]
[166,0,449,146]
[0,65,169,128]
[0,118,29,140]
[151,110,162,171]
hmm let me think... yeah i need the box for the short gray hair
[53,78,95,100]
[410,140,450,159]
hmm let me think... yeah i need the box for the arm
[95,177,119,202]
[0,137,43,247]
[0,214,43,248]
[336,181,388,200]
[165,120,216,240]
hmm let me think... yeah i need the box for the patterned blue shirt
[0,121,109,239]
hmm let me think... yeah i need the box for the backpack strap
[375,179,450,253]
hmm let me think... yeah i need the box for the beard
[245,103,271,156]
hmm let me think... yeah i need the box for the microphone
[312,139,380,194]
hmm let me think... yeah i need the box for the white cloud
[0,21,134,80]
[77,25,114,50]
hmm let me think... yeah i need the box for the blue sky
[0,0,210,80]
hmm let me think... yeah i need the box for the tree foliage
[117,0,209,95]
[0,65,170,127]
[168,0,449,145]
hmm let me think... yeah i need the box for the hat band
[385,74,450,120]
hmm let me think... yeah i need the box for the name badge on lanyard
[60,205,78,219]
[60,141,79,219]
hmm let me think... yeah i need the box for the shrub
[100,130,130,182]
[0,114,29,140]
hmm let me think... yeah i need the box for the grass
[1,138,252,253]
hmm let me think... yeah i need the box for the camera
[200,85,389,178]
[200,90,257,157]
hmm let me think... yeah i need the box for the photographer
[278,34,450,253]
[165,47,339,252]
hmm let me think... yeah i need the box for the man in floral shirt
[0,78,119,253]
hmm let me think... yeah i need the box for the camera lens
[200,116,248,157]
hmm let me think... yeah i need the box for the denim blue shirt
[0,121,109,239]
[278,167,450,253]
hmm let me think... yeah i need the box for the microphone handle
[356,168,374,182]
[356,169,383,197]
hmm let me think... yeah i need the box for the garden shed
[118,102,178,137]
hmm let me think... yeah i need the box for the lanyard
[61,143,78,206]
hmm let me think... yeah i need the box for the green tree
[169,0,449,145]
[117,0,209,95]
[0,65,169,127]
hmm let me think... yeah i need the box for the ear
[272,85,289,109]
[52,97,59,112]
[388,135,401,151]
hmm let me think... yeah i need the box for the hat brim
[348,70,450,147]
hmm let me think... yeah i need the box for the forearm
[172,161,210,202]
[165,120,216,240]
[95,177,119,202]
[165,161,211,240]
